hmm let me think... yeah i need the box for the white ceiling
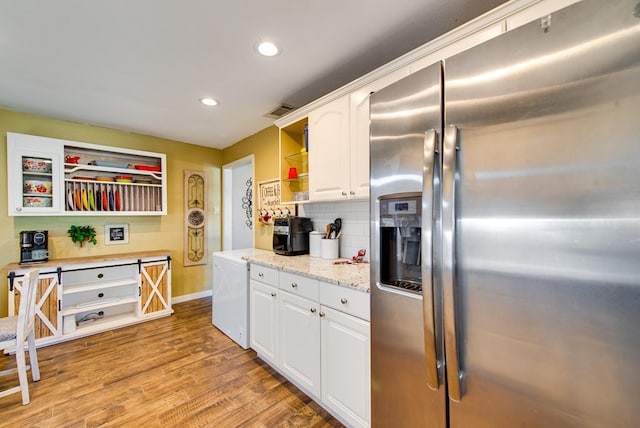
[0,0,507,149]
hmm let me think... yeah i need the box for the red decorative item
[134,165,161,172]
[65,155,80,164]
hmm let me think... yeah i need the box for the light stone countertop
[243,253,370,293]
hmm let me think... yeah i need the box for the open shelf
[62,296,138,316]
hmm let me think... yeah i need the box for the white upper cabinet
[308,67,410,202]
[7,136,64,215]
[7,132,167,216]
[349,67,411,200]
[308,95,351,201]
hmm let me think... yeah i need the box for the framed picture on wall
[105,224,129,245]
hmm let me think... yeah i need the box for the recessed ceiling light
[257,41,279,57]
[200,98,218,106]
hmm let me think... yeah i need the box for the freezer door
[443,0,640,426]
[370,62,445,428]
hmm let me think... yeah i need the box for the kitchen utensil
[23,157,52,172]
[329,223,337,239]
[67,189,75,210]
[334,218,342,234]
[134,164,161,172]
[325,224,331,239]
[24,179,52,195]
[23,196,52,207]
[92,160,130,169]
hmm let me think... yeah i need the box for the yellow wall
[222,125,279,250]
[0,109,223,316]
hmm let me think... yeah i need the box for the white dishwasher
[212,248,269,349]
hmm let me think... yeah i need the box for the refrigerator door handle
[442,124,464,401]
[422,128,440,391]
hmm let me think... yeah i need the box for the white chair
[0,268,41,405]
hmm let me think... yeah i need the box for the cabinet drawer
[250,264,278,286]
[279,271,319,301]
[62,264,138,287]
[320,282,370,321]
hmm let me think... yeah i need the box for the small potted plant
[68,225,97,247]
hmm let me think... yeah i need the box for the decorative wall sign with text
[184,170,207,266]
[257,178,295,225]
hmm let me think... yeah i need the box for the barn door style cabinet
[5,251,171,348]
[7,132,167,216]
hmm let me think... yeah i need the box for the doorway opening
[222,155,255,250]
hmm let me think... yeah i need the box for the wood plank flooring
[0,298,343,427]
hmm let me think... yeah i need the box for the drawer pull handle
[98,273,104,279]
[310,308,317,313]
[291,282,298,288]
[340,298,348,304]
[270,292,276,297]
[259,272,264,278]
[319,312,325,318]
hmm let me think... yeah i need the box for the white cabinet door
[249,279,279,365]
[279,290,321,398]
[308,95,351,201]
[7,133,64,216]
[321,305,371,428]
[350,67,411,200]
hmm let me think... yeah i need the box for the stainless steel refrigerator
[369,0,640,426]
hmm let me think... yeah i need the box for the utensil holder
[321,238,339,260]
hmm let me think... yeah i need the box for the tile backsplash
[299,199,370,261]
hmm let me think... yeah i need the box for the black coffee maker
[20,230,49,264]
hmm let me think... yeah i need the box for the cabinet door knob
[341,191,347,196]
[350,190,356,195]
[291,282,298,288]
[258,272,264,278]
[16,207,22,212]
[319,312,325,318]
[340,298,348,304]
[270,292,277,297]
[310,308,317,313]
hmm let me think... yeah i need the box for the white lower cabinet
[249,263,371,427]
[249,274,279,366]
[321,305,371,428]
[279,290,321,398]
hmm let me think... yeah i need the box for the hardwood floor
[0,298,344,427]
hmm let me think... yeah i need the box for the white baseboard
[173,289,212,304]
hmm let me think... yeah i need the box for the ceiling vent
[264,104,296,118]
